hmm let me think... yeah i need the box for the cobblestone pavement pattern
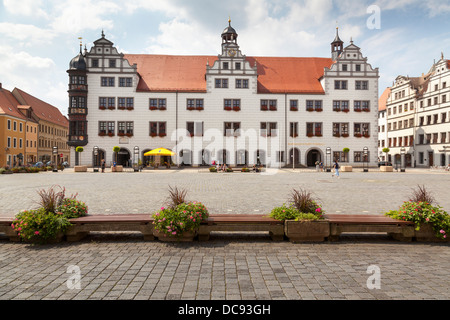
[1,168,450,217]
[0,235,449,300]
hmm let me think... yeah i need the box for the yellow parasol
[144,148,175,156]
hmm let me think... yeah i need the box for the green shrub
[385,201,449,239]
[58,198,88,219]
[289,188,323,215]
[209,167,217,172]
[12,208,72,244]
[152,202,209,237]
[269,204,324,222]
[0,168,5,174]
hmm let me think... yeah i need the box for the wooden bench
[67,214,154,241]
[0,217,20,241]
[198,214,284,241]
[325,214,415,242]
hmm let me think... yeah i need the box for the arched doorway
[236,150,248,167]
[306,149,322,167]
[180,149,192,166]
[200,149,211,166]
[117,148,131,167]
[217,149,229,165]
[289,148,301,167]
[255,149,266,166]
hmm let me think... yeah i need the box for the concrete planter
[380,166,393,172]
[415,224,449,242]
[111,165,123,172]
[153,230,197,242]
[74,166,88,172]
[340,166,352,172]
[284,220,330,242]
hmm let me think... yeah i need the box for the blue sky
[1,0,450,115]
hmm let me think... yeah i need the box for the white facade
[384,55,450,168]
[69,27,379,168]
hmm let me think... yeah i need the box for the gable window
[356,81,368,90]
[235,62,241,70]
[235,79,249,89]
[92,59,99,67]
[119,77,133,87]
[215,78,228,88]
[356,64,361,72]
[109,59,116,68]
[334,80,348,90]
[101,77,115,87]
[223,62,229,70]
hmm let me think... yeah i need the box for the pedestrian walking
[315,161,320,172]
[332,160,340,178]
[101,159,106,173]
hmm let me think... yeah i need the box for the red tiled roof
[124,54,333,94]
[12,88,68,127]
[0,88,26,120]
[378,87,391,111]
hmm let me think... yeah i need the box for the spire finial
[228,16,231,26]
[78,37,83,53]
[101,29,105,37]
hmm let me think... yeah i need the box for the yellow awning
[144,148,175,156]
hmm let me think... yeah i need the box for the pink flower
[172,232,177,235]
[316,208,321,213]
[161,207,165,211]
[34,231,39,235]
[426,218,430,222]
[440,230,445,234]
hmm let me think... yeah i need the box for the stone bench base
[67,214,154,241]
[199,214,284,241]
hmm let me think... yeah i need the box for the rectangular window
[269,100,277,111]
[99,121,107,134]
[235,62,241,70]
[260,122,277,137]
[118,98,126,108]
[126,98,134,108]
[354,123,370,137]
[306,123,322,137]
[101,77,115,87]
[118,121,126,135]
[342,64,348,71]
[224,122,241,137]
[223,62,229,70]
[290,122,298,137]
[7,120,11,130]
[159,122,166,136]
[260,100,268,111]
[7,137,11,148]
[356,64,361,72]
[92,59,99,67]
[290,100,298,111]
[354,151,370,163]
[19,123,23,132]
[215,79,228,88]
[109,59,116,68]
[335,80,348,90]
[108,97,115,108]
[107,122,115,135]
[119,77,133,87]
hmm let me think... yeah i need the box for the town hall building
[67,21,379,169]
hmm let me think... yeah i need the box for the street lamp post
[93,146,99,172]
[134,146,140,172]
[400,147,406,172]
[52,146,58,172]
[363,147,369,172]
[326,147,331,172]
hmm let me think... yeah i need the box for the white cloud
[49,0,121,34]
[0,23,55,44]
[3,0,48,18]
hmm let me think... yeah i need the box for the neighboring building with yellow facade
[0,84,69,167]
[12,88,70,165]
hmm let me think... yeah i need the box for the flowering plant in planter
[269,188,325,221]
[385,185,449,240]
[11,186,88,244]
[152,202,209,238]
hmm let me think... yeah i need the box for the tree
[382,148,390,162]
[113,146,120,164]
[75,147,84,165]
[342,148,350,162]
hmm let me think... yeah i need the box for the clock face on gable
[228,49,236,57]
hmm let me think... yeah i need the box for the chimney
[0,83,2,89]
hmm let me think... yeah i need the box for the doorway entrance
[306,149,322,167]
